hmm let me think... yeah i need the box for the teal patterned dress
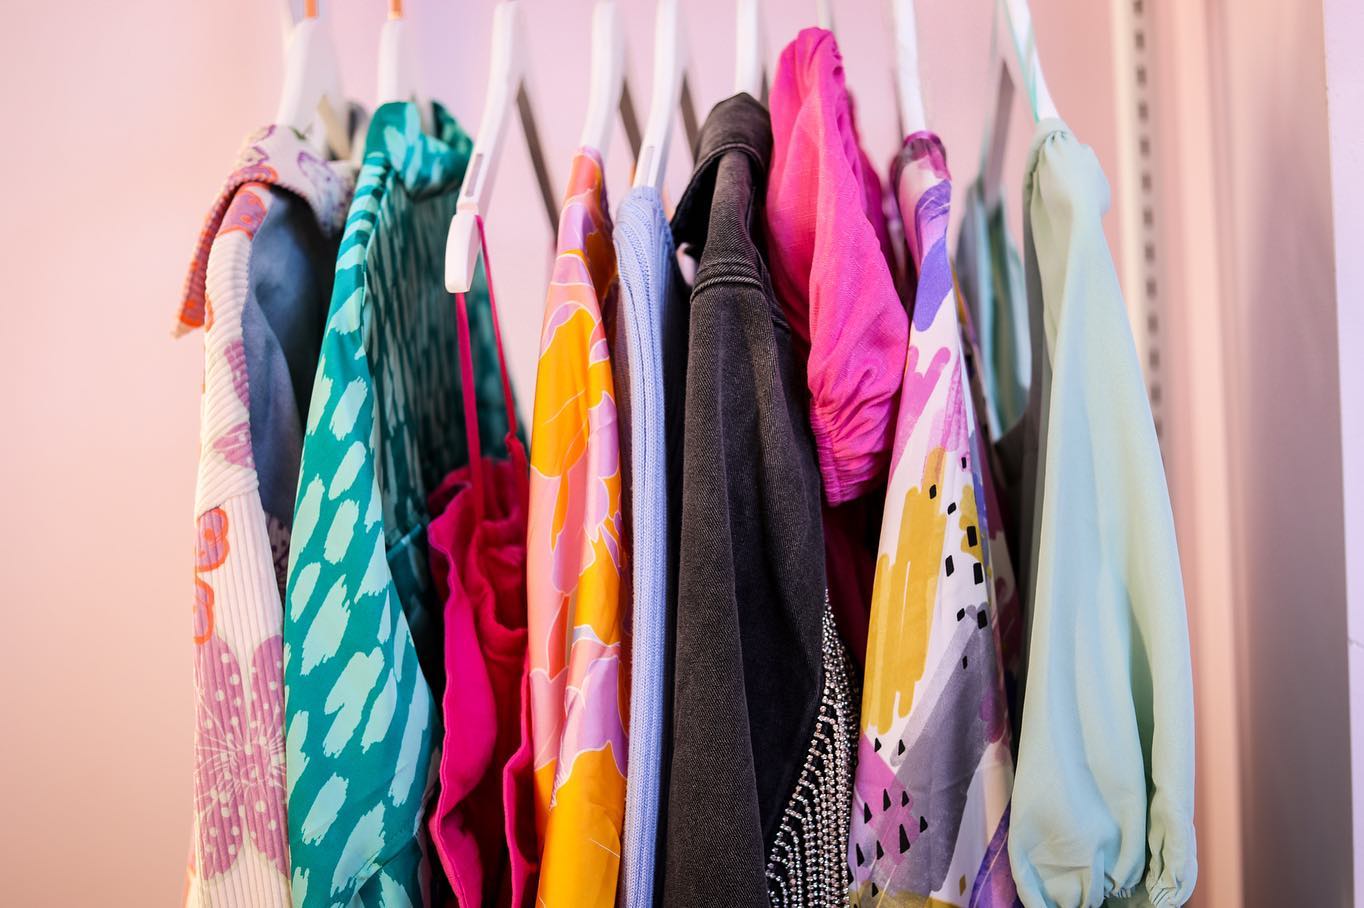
[283,102,511,908]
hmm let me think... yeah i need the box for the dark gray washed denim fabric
[242,187,335,532]
[659,93,828,908]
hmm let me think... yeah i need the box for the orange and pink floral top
[524,148,629,908]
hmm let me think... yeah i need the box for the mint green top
[1008,121,1196,908]
[283,102,509,908]
[956,177,1031,439]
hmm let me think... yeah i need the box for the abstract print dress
[850,133,1015,906]
[525,148,628,908]
[177,125,355,908]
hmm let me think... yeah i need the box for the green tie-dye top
[283,101,511,908]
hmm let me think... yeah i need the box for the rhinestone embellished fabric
[765,597,859,908]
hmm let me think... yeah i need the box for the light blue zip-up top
[1008,120,1197,908]
[611,186,687,908]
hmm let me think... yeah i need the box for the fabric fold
[765,27,908,506]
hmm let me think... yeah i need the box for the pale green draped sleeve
[1008,121,1197,908]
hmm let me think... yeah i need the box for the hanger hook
[389,0,403,20]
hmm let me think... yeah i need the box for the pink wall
[1204,1,1351,903]
[0,1,1124,903]
[1155,0,1353,903]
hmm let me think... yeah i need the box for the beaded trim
[765,597,859,908]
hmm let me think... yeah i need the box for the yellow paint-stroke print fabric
[525,149,628,908]
[850,134,1015,906]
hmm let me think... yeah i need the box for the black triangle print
[899,824,911,853]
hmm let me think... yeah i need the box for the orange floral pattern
[525,149,628,908]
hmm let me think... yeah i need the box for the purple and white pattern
[849,133,1017,907]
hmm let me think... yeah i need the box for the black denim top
[659,92,828,908]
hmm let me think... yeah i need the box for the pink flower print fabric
[177,123,356,908]
[194,634,288,879]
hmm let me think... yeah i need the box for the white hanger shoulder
[632,0,698,192]
[377,4,434,135]
[445,0,557,295]
[979,0,1058,208]
[278,0,303,46]
[817,0,835,33]
[891,0,927,136]
[579,0,640,160]
[735,0,768,102]
[1000,0,1059,122]
[275,6,346,154]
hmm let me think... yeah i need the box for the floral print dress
[524,148,629,908]
[177,124,356,907]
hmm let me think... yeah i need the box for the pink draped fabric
[767,28,908,661]
[427,221,537,907]
[766,27,908,506]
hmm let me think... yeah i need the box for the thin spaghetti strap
[452,214,525,515]
[472,215,520,443]
[453,286,486,519]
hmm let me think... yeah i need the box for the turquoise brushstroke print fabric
[955,178,1031,440]
[283,101,511,908]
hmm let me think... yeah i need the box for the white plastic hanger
[445,0,558,295]
[982,0,1060,207]
[817,0,835,33]
[735,0,769,103]
[579,0,642,161]
[632,0,701,191]
[275,0,348,156]
[890,0,927,136]
[1000,0,1059,123]
[278,0,302,45]
[377,0,434,135]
